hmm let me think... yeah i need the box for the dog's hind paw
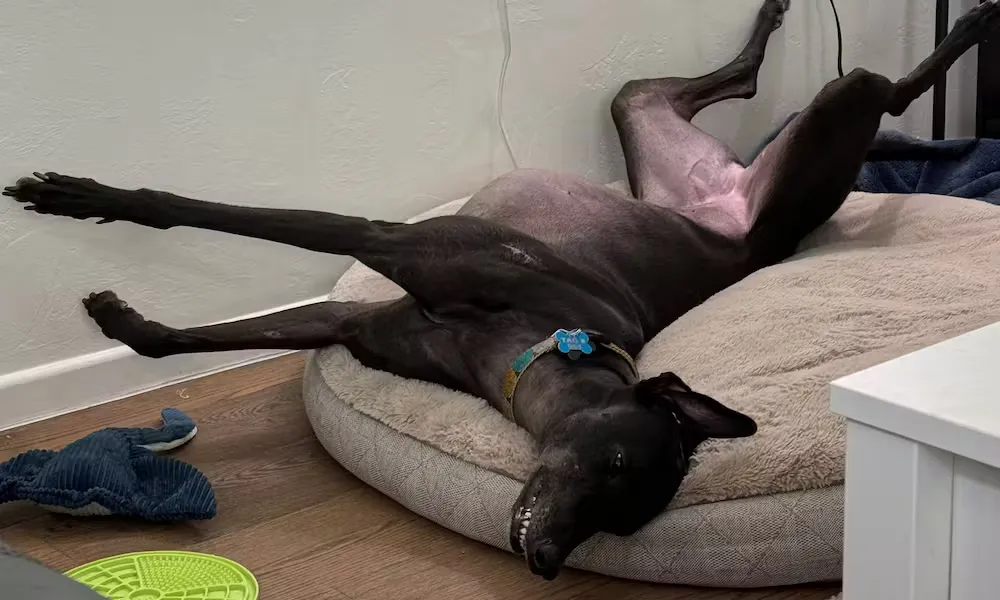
[764,0,791,30]
[83,291,172,358]
[959,0,1000,34]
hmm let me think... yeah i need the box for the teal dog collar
[501,329,638,420]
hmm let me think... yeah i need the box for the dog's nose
[532,542,562,577]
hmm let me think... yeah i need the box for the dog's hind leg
[611,0,788,203]
[741,1,1000,263]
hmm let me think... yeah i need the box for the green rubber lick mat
[65,551,258,600]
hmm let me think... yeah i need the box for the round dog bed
[304,189,1000,587]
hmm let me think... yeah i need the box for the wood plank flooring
[0,353,840,599]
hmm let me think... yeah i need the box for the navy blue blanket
[749,113,1000,203]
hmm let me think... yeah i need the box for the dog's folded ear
[635,372,757,439]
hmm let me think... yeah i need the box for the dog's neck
[513,356,630,440]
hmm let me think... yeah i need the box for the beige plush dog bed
[304,190,1000,587]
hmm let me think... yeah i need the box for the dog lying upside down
[7,0,1000,580]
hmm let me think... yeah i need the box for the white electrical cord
[496,0,518,169]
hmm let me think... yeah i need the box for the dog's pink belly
[460,168,753,333]
[461,170,665,251]
[643,162,758,240]
[462,168,745,266]
[674,190,752,239]
[465,168,758,249]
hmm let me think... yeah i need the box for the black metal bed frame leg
[977,0,1000,138]
[932,0,949,140]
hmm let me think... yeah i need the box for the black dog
[6,0,997,581]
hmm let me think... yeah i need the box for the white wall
[0,0,968,427]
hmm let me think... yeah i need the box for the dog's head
[509,372,756,579]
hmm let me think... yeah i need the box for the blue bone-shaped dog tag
[554,329,593,360]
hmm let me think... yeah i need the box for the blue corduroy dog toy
[0,408,216,521]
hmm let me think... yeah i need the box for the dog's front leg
[82,291,373,358]
[4,172,388,256]
[4,172,544,314]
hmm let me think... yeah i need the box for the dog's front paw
[4,172,123,223]
[83,291,171,358]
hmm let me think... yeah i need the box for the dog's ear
[635,372,757,439]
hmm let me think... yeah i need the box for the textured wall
[0,0,504,375]
[0,0,959,385]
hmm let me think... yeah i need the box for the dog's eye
[610,451,626,475]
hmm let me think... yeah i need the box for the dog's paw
[957,0,1000,37]
[83,291,170,358]
[4,172,122,223]
[766,0,791,30]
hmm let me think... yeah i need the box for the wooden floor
[0,353,840,600]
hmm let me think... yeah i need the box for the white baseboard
[0,294,330,432]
